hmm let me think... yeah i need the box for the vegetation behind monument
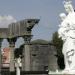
[51,31,65,69]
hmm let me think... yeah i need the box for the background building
[30,39,58,71]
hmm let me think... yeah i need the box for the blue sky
[0,0,75,40]
[0,0,75,48]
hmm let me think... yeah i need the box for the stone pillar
[7,37,17,72]
[0,38,3,74]
[22,36,32,71]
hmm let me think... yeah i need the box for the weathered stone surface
[8,19,40,37]
[22,45,31,71]
[0,18,40,74]
[30,43,58,71]
[0,28,8,38]
[0,39,3,74]
[0,19,39,38]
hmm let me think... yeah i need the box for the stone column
[7,37,17,72]
[0,38,3,74]
[22,36,32,71]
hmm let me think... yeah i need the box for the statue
[58,0,75,73]
[15,55,22,75]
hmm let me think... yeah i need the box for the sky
[0,0,75,48]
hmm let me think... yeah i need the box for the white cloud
[0,15,16,28]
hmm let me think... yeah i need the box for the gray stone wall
[0,28,9,38]
[30,44,58,71]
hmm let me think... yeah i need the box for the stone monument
[58,0,75,74]
[0,19,40,74]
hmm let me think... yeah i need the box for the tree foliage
[51,31,63,57]
[31,39,49,44]
[51,31,65,69]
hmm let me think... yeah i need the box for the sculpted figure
[58,0,75,72]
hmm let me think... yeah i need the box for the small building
[30,39,58,71]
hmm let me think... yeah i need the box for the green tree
[52,31,63,57]
[51,31,65,69]
[31,39,49,44]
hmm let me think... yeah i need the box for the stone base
[62,69,75,74]
[48,70,75,74]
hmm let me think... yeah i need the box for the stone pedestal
[9,44,15,72]
[22,36,31,71]
[22,45,31,71]
[0,38,3,74]
[7,38,17,72]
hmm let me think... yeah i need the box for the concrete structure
[30,42,58,71]
[0,38,3,75]
[0,19,40,74]
[14,39,58,72]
